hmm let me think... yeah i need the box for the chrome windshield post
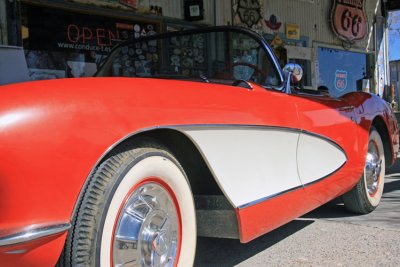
[283,71,292,94]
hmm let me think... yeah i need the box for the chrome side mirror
[283,63,303,84]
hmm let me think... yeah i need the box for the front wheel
[63,145,196,266]
[343,127,385,214]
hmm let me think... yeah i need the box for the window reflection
[102,30,281,88]
[318,47,372,97]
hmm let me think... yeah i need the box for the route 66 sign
[237,0,262,28]
[330,0,367,43]
[335,70,348,91]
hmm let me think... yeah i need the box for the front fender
[342,92,399,165]
[0,77,294,264]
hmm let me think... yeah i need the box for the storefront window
[318,47,372,97]
[100,30,281,87]
[21,4,159,80]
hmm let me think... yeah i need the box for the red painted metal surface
[236,164,361,243]
[0,233,67,267]
[0,77,397,263]
[236,91,399,242]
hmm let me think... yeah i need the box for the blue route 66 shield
[334,70,347,91]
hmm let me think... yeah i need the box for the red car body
[0,26,398,266]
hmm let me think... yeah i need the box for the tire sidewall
[96,151,196,267]
[363,129,385,208]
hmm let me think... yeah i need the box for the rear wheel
[62,145,196,266]
[343,127,385,214]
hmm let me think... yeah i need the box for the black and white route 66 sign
[237,0,262,28]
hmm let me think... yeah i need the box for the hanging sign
[286,23,300,40]
[236,0,262,28]
[330,0,367,43]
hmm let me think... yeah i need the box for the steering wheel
[229,62,267,82]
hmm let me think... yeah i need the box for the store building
[238,0,389,98]
[390,59,400,106]
[0,0,397,100]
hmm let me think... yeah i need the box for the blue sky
[389,11,400,61]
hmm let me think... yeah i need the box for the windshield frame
[95,26,285,91]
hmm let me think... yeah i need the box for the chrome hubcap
[113,183,179,267]
[365,141,382,196]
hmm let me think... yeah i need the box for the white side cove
[181,127,302,208]
[180,127,347,209]
[297,133,347,185]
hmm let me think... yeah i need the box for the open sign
[67,24,120,47]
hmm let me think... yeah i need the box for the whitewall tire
[63,145,196,267]
[343,127,385,214]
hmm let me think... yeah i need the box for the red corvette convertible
[0,26,398,266]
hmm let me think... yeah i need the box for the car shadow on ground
[194,173,400,266]
[194,219,314,267]
[383,176,400,194]
[303,173,400,220]
[300,198,351,219]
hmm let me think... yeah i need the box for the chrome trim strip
[4,249,28,254]
[0,223,71,247]
[175,124,302,133]
[302,161,347,188]
[237,160,347,210]
[237,185,304,209]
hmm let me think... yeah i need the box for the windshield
[97,28,283,88]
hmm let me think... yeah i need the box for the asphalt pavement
[194,166,400,266]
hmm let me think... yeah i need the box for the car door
[292,92,360,204]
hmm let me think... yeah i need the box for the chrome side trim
[237,160,347,210]
[175,124,301,132]
[175,124,302,134]
[237,185,304,209]
[302,161,347,188]
[0,223,71,247]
